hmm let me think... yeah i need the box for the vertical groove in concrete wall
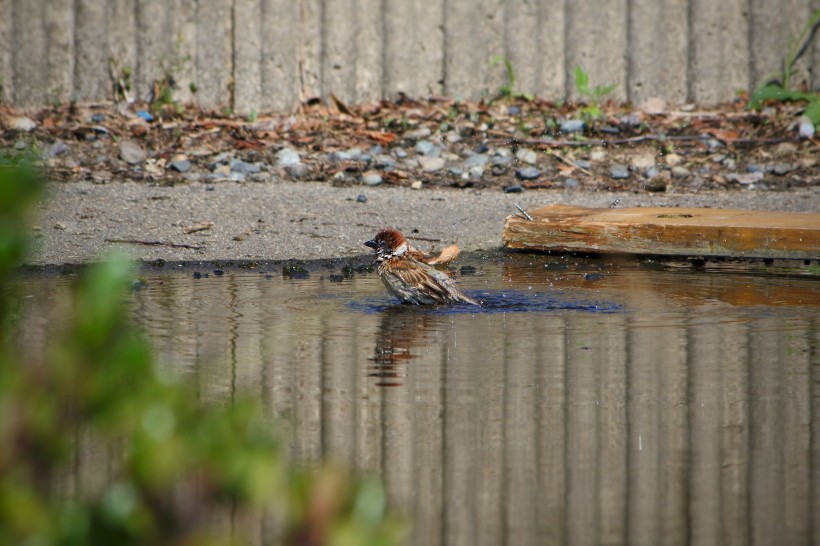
[0,0,816,111]
[0,0,12,102]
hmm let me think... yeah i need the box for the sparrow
[365,228,480,306]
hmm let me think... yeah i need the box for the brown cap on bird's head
[365,228,407,254]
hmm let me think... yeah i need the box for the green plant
[490,55,534,101]
[0,154,405,546]
[748,10,820,126]
[573,66,617,120]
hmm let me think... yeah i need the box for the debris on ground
[1,94,818,194]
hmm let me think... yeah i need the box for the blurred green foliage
[573,66,617,121]
[0,155,404,546]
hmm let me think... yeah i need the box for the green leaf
[574,66,590,97]
[804,99,820,126]
[748,83,815,109]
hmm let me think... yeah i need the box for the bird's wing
[389,258,478,305]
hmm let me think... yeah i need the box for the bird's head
[365,228,408,260]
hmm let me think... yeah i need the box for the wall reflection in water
[18,257,820,546]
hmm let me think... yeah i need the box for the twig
[105,238,206,250]
[548,149,593,176]
[488,134,803,148]
[514,203,533,221]
[609,198,622,209]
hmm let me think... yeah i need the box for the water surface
[19,253,820,546]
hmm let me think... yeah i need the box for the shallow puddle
[18,252,820,545]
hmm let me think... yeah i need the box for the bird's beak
[364,239,378,249]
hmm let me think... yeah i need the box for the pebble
[645,166,660,179]
[230,159,262,174]
[286,163,311,180]
[250,172,272,183]
[467,165,485,179]
[417,156,445,172]
[393,148,408,159]
[609,164,630,179]
[445,131,462,143]
[560,119,585,133]
[630,153,655,169]
[491,164,507,176]
[515,166,541,180]
[415,140,441,157]
[356,194,368,203]
[771,162,793,176]
[503,183,523,193]
[276,148,301,167]
[447,167,464,176]
[463,154,489,169]
[169,158,192,173]
[797,117,815,139]
[411,180,423,190]
[230,172,247,182]
[205,185,215,191]
[374,154,396,168]
[727,172,764,185]
[119,139,146,164]
[575,159,592,170]
[601,126,620,135]
[212,164,231,177]
[663,153,683,167]
[746,163,763,173]
[671,166,691,178]
[46,140,70,158]
[722,158,736,171]
[515,148,538,165]
[14,140,27,150]
[334,147,362,161]
[362,171,383,186]
[590,149,607,162]
[54,222,66,230]
[563,178,579,189]
[619,113,642,127]
[404,127,432,140]
[7,116,37,132]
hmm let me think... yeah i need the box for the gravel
[30,181,816,266]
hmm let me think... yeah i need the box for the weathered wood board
[503,205,820,260]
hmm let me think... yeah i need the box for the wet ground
[17,251,820,546]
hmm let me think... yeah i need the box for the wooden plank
[503,204,820,259]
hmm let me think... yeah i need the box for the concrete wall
[1,0,817,113]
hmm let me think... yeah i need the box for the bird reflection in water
[368,306,438,387]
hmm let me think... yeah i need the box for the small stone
[447,167,464,176]
[6,116,37,132]
[515,148,538,165]
[54,222,66,230]
[727,172,764,185]
[771,162,793,176]
[467,165,485,179]
[250,172,272,183]
[601,126,620,135]
[619,113,642,127]
[491,164,507,176]
[276,148,301,167]
[515,166,541,180]
[560,119,585,133]
[664,153,683,167]
[504,183,523,193]
[414,140,441,157]
[773,142,798,155]
[362,171,383,186]
[722,158,736,171]
[746,163,763,173]
[212,164,231,177]
[671,166,691,178]
[230,159,261,174]
[91,170,112,183]
[563,178,579,189]
[609,164,630,179]
[411,180,423,190]
[417,156,445,172]
[575,159,592,170]
[590,149,607,162]
[507,105,521,115]
[393,148,408,159]
[374,154,396,168]
[14,140,27,151]
[403,127,432,140]
[797,116,815,139]
[645,166,660,179]
[230,172,247,182]
[356,194,368,203]
[491,155,513,166]
[119,139,146,164]
[205,185,215,191]
[46,141,70,158]
[630,153,656,169]
[286,163,311,180]
[445,131,462,143]
[169,158,192,173]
